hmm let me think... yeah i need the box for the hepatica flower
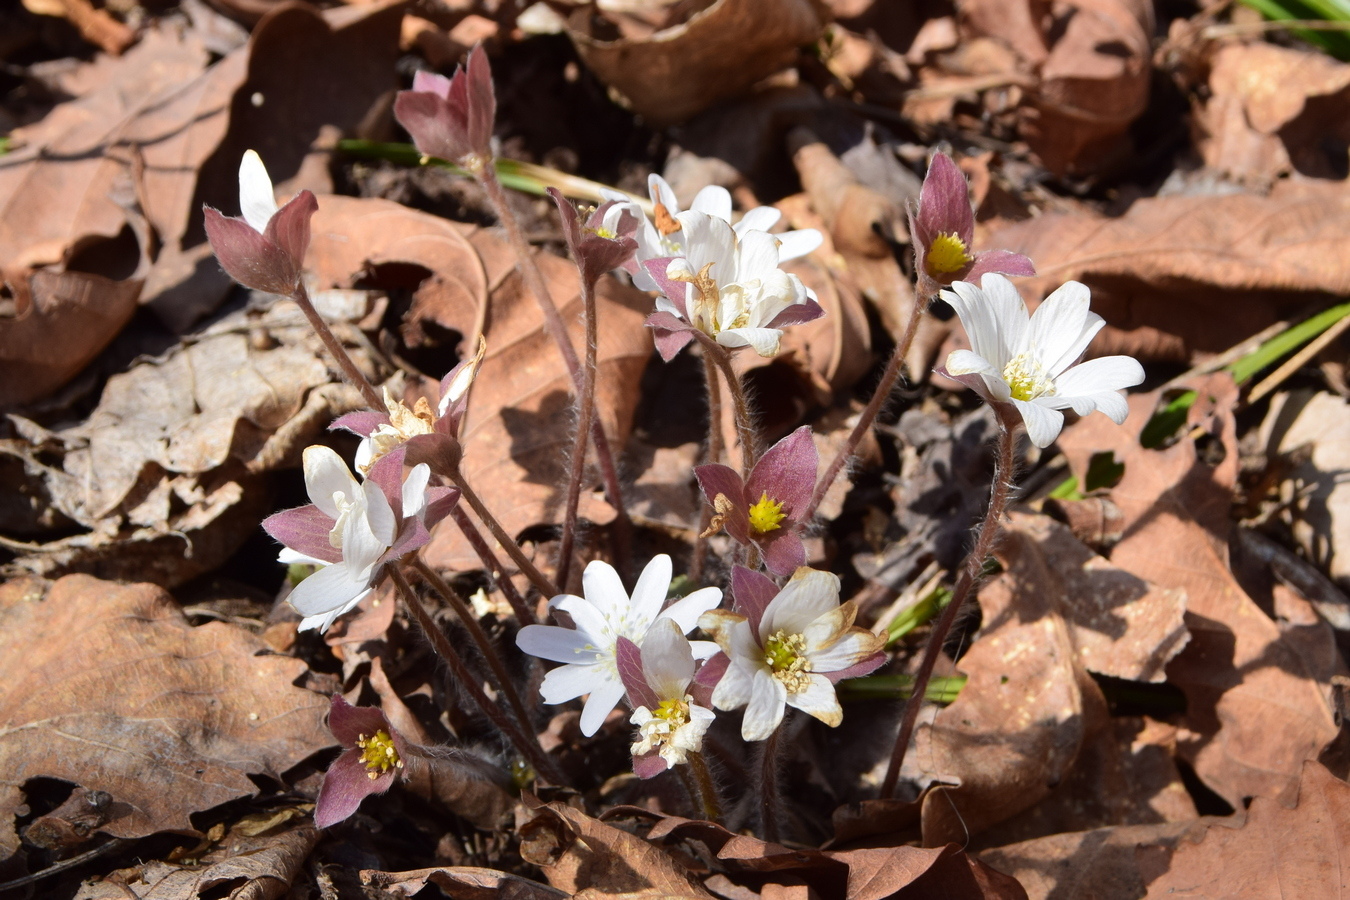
[616,619,716,778]
[938,274,1146,448]
[263,446,455,632]
[700,567,885,741]
[394,44,495,173]
[696,426,817,576]
[644,210,824,359]
[910,152,1033,289]
[315,695,412,828]
[203,150,318,296]
[515,555,723,737]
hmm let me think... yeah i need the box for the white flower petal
[579,677,627,737]
[288,562,370,619]
[1025,280,1091,373]
[690,185,733,222]
[648,174,681,215]
[978,274,1031,364]
[659,586,724,633]
[734,206,781,234]
[760,568,840,640]
[677,211,738,287]
[401,463,430,518]
[302,446,357,520]
[239,150,279,233]
[711,658,757,711]
[944,349,1009,397]
[943,282,1005,369]
[774,228,823,261]
[717,326,782,357]
[784,674,842,726]
[808,630,879,674]
[741,670,788,741]
[278,548,328,566]
[736,230,782,281]
[517,624,603,664]
[581,559,630,620]
[360,478,397,550]
[1013,399,1065,448]
[641,619,695,700]
[1052,355,1145,397]
[628,553,672,628]
[550,595,613,644]
[539,662,604,703]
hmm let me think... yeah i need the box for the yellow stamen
[763,630,812,693]
[1002,351,1055,401]
[927,232,973,275]
[748,492,787,534]
[356,730,403,779]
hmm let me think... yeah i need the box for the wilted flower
[393,44,495,172]
[549,187,639,285]
[696,425,817,576]
[315,695,411,827]
[938,274,1146,448]
[332,337,485,475]
[515,555,723,737]
[263,446,456,632]
[616,619,716,778]
[203,150,318,296]
[643,211,824,360]
[605,175,822,292]
[700,567,885,741]
[910,152,1034,289]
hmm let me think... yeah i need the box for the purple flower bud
[203,151,317,296]
[548,187,639,286]
[394,44,496,171]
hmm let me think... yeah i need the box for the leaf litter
[3,0,1350,897]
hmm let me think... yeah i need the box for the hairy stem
[410,557,535,735]
[449,467,558,597]
[688,752,723,823]
[805,285,926,521]
[557,271,599,590]
[879,413,1017,798]
[389,565,561,784]
[758,722,785,843]
[449,504,534,625]
[691,353,725,585]
[699,338,760,476]
[477,166,631,570]
[289,284,383,409]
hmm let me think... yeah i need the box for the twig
[0,838,127,892]
[448,467,558,597]
[556,265,599,590]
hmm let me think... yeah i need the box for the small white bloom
[516,555,723,737]
[281,446,430,632]
[238,149,279,234]
[629,619,716,770]
[942,274,1146,448]
[701,568,883,742]
[605,174,822,291]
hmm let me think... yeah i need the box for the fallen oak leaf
[361,866,568,900]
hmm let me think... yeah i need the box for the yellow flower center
[356,730,403,779]
[653,697,691,727]
[763,630,812,693]
[927,232,973,275]
[748,492,787,534]
[362,388,436,473]
[1002,351,1055,402]
[587,225,617,239]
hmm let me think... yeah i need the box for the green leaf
[839,674,967,704]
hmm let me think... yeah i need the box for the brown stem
[477,166,631,570]
[758,721,784,843]
[449,467,558,597]
[289,283,383,409]
[698,337,759,476]
[691,353,725,585]
[410,556,535,735]
[556,271,599,590]
[449,504,534,625]
[688,752,722,823]
[389,565,562,784]
[879,413,1017,798]
[805,284,926,522]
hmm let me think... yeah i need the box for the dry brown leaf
[567,0,825,126]
[21,0,134,54]
[306,195,653,572]
[1144,761,1350,899]
[362,866,569,900]
[1058,376,1340,807]
[1197,42,1350,184]
[0,575,331,864]
[987,180,1350,362]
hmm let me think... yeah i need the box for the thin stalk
[449,504,534,624]
[410,556,535,736]
[449,467,558,597]
[879,414,1017,798]
[699,337,760,475]
[688,752,723,823]
[806,285,926,521]
[389,565,562,784]
[289,284,382,409]
[758,722,785,843]
[477,165,632,570]
[556,271,599,590]
[691,353,726,585]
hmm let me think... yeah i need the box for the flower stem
[476,165,632,571]
[448,504,534,625]
[758,721,785,843]
[448,466,558,597]
[410,556,535,735]
[389,565,562,784]
[879,412,1017,798]
[688,752,723,823]
[289,284,383,409]
[556,270,599,591]
[699,338,760,476]
[805,284,926,522]
[691,353,725,585]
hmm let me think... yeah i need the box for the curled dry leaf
[361,866,569,900]
[0,575,331,864]
[1144,761,1350,899]
[567,0,825,126]
[306,195,653,572]
[1058,376,1340,807]
[987,180,1350,362]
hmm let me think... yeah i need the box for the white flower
[515,555,723,736]
[700,568,884,741]
[941,274,1146,448]
[605,174,822,292]
[238,149,279,234]
[656,210,820,357]
[629,619,716,770]
[279,446,430,632]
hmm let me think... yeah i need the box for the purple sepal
[366,447,410,519]
[914,152,974,249]
[549,187,639,284]
[967,249,1036,281]
[315,695,408,829]
[422,486,460,530]
[263,505,341,564]
[386,517,431,562]
[691,653,728,707]
[730,567,778,636]
[646,311,697,362]
[761,532,806,578]
[395,44,496,165]
[765,298,825,329]
[745,426,816,525]
[824,650,887,684]
[643,258,691,320]
[616,636,660,711]
[331,410,388,437]
[693,464,749,544]
[633,753,669,780]
[203,189,317,297]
